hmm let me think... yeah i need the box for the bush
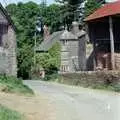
[44,71,60,81]
[32,42,61,80]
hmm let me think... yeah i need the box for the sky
[1,0,55,6]
[1,0,119,7]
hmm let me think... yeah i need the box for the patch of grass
[0,75,34,95]
[91,84,120,92]
[0,104,23,120]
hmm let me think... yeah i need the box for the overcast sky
[1,0,55,6]
[1,0,119,7]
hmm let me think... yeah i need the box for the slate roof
[85,1,120,21]
[77,30,86,38]
[0,3,16,30]
[36,28,86,52]
[60,30,78,40]
[36,31,63,52]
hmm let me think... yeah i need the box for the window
[61,65,69,72]
[0,24,8,47]
[0,34,2,46]
[63,40,68,45]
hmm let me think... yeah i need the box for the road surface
[24,80,120,120]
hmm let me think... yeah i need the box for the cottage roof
[60,30,78,40]
[76,30,86,38]
[85,1,120,21]
[36,31,63,52]
[0,3,16,31]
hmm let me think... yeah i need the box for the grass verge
[0,75,34,95]
[0,104,23,120]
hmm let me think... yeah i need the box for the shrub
[0,104,23,120]
[32,42,61,80]
[0,74,34,95]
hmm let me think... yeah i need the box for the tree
[56,0,84,28]
[6,2,62,79]
[35,42,61,72]
[43,4,62,32]
[34,42,61,80]
[84,0,102,17]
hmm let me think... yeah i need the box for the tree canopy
[6,0,103,79]
[84,0,102,17]
[55,0,84,28]
[6,2,62,79]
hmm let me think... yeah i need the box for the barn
[85,1,120,71]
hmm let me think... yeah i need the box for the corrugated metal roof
[85,1,120,21]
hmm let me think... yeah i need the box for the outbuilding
[0,3,17,76]
[85,1,120,71]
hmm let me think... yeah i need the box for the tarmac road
[24,80,120,120]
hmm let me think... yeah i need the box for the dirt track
[0,92,56,120]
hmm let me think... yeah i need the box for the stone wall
[78,35,86,71]
[0,25,17,76]
[0,7,17,76]
[60,71,120,88]
[69,40,80,72]
[0,48,8,74]
[7,26,17,76]
[115,53,120,70]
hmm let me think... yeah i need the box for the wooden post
[109,16,115,70]
[93,41,96,70]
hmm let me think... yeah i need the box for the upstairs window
[0,35,2,46]
[63,40,68,45]
[0,24,8,47]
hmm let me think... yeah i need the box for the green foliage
[42,4,62,32]
[48,42,61,69]
[36,42,61,70]
[17,44,34,79]
[6,2,62,79]
[33,42,61,80]
[0,75,34,95]
[0,104,23,120]
[56,0,84,27]
[44,71,60,81]
[84,0,102,17]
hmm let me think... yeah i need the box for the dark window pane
[0,35,2,46]
[0,24,8,47]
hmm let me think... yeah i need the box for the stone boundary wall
[60,71,120,88]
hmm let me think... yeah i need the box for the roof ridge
[0,3,16,31]
[37,31,63,51]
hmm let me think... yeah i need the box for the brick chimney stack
[43,25,50,40]
[72,21,79,35]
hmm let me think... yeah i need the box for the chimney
[71,21,79,35]
[43,25,50,40]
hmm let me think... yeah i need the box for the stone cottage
[0,3,17,76]
[36,21,86,73]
